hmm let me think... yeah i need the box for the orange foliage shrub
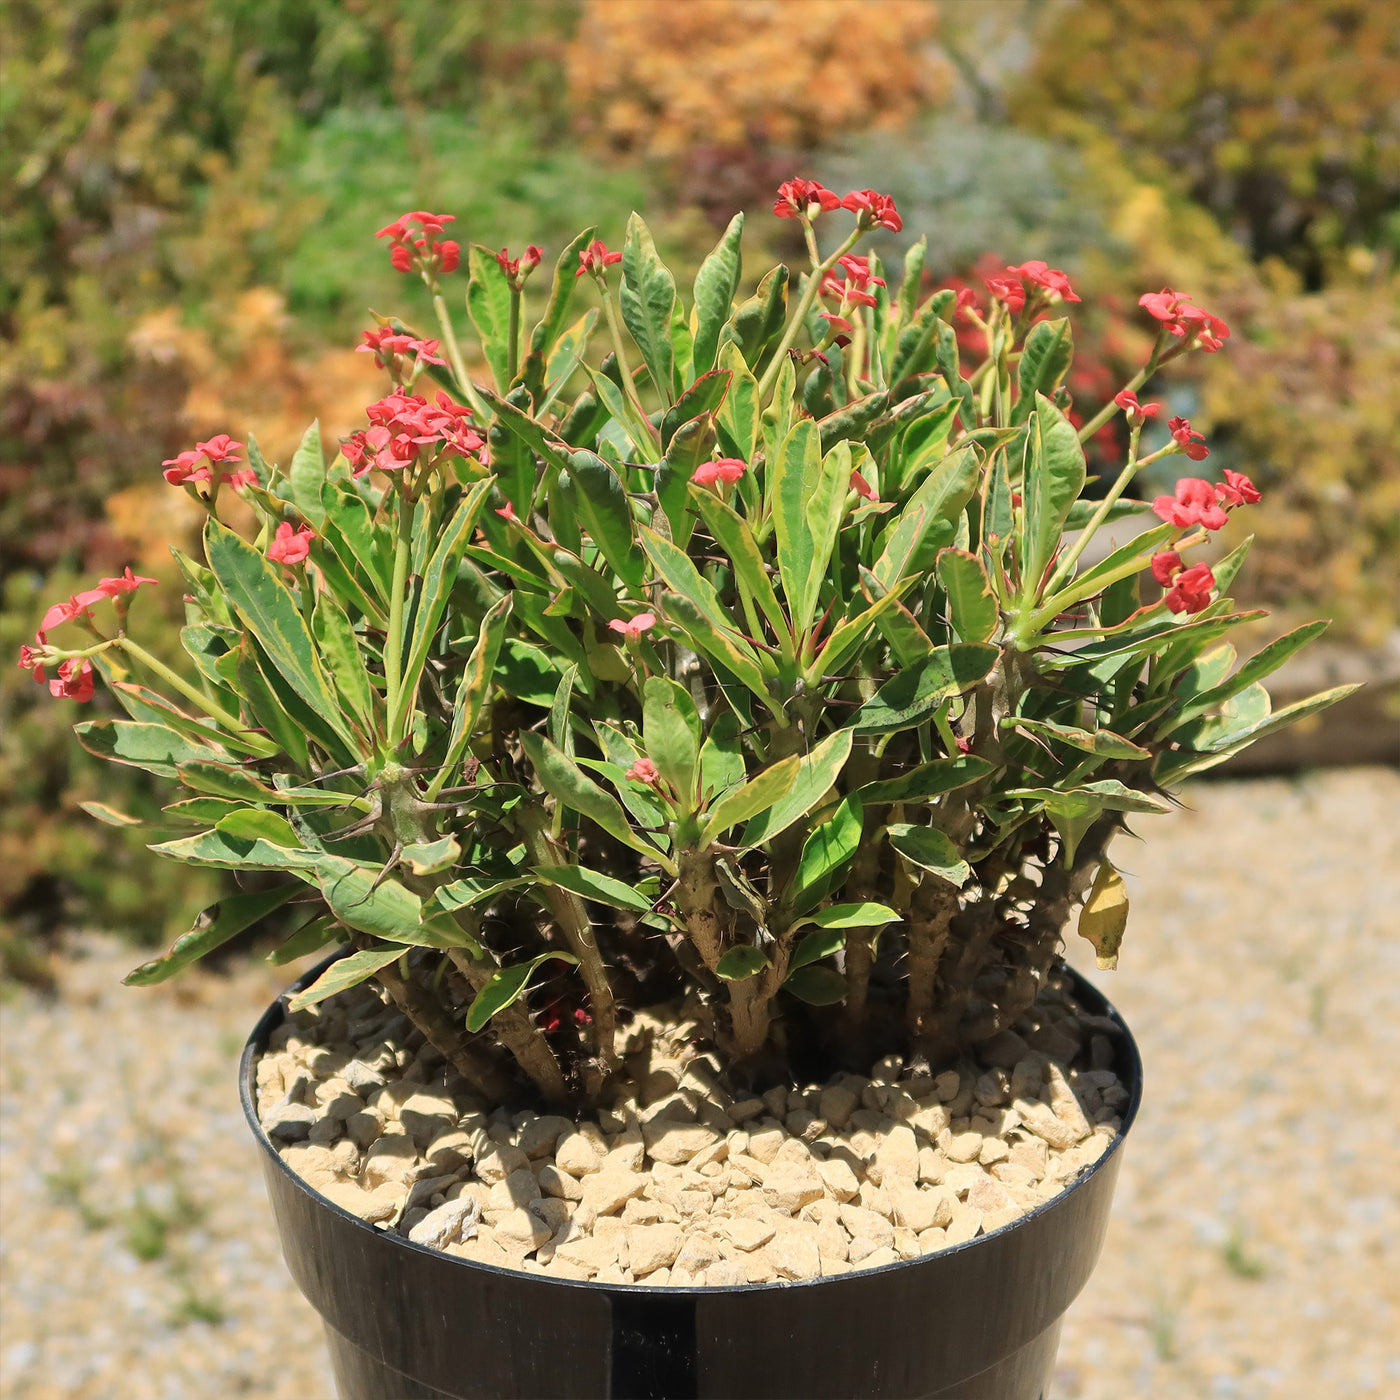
[567,0,946,159]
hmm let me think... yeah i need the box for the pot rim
[241,956,1142,1297]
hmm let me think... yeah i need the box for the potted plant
[20,183,1355,1400]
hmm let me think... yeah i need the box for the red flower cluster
[1152,467,1260,532]
[342,391,484,478]
[985,260,1080,312]
[773,179,841,220]
[1114,389,1160,422]
[1150,552,1216,614]
[376,211,460,278]
[841,189,903,232]
[1168,414,1209,461]
[267,522,315,566]
[690,458,747,489]
[1138,289,1230,352]
[821,254,886,308]
[576,239,623,278]
[356,329,446,377]
[496,244,543,289]
[162,434,253,489]
[43,657,96,702]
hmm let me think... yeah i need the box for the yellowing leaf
[1078,859,1129,970]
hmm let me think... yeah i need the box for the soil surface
[2,767,1397,1400]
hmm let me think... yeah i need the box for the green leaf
[887,294,945,390]
[817,390,889,453]
[788,925,848,971]
[700,753,800,843]
[938,548,999,644]
[660,369,730,450]
[245,633,358,768]
[403,837,461,876]
[812,577,916,683]
[1013,320,1073,425]
[175,760,275,800]
[1022,396,1087,594]
[466,243,514,389]
[393,479,494,735]
[522,226,596,398]
[1005,780,1172,814]
[521,732,658,860]
[887,824,971,886]
[288,421,326,526]
[720,264,788,370]
[287,946,407,1012]
[770,419,822,631]
[488,383,538,518]
[466,952,580,1033]
[1180,682,1360,757]
[478,386,572,474]
[530,865,654,914]
[1007,717,1150,760]
[124,884,300,986]
[872,444,980,589]
[789,795,862,912]
[267,914,342,966]
[691,212,744,375]
[75,720,229,780]
[1077,858,1128,970]
[782,965,847,1005]
[161,797,248,824]
[889,238,928,347]
[314,856,472,950]
[149,828,323,872]
[802,902,901,931]
[215,808,303,846]
[79,800,146,828]
[643,674,702,800]
[620,212,678,402]
[565,450,645,592]
[496,638,566,706]
[741,728,855,848]
[715,946,769,981]
[858,754,995,805]
[204,519,360,754]
[662,591,773,704]
[314,589,375,734]
[693,490,789,647]
[715,341,760,462]
[852,644,998,735]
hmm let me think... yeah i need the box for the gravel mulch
[2,767,1397,1400]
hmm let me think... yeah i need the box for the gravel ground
[2,766,1397,1400]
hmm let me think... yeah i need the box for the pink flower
[841,189,902,232]
[821,254,886,308]
[267,522,315,566]
[1114,389,1160,421]
[343,391,482,477]
[818,310,855,336]
[195,434,243,463]
[1138,289,1230,352]
[95,568,158,598]
[1167,415,1210,461]
[576,239,623,278]
[161,435,245,487]
[356,329,447,373]
[48,657,95,702]
[18,635,47,684]
[161,449,209,486]
[1152,477,1229,532]
[1163,562,1215,614]
[377,212,459,278]
[954,287,980,319]
[983,274,1026,314]
[690,458,746,489]
[773,178,841,220]
[1150,550,1182,587]
[625,757,660,784]
[1010,259,1080,303]
[1217,468,1260,506]
[39,593,101,633]
[850,469,877,501]
[609,612,656,640]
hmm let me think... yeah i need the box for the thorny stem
[905,875,959,1046]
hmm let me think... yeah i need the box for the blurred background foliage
[2,0,1396,960]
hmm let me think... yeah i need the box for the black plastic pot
[241,963,1142,1400]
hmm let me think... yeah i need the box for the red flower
[196,434,243,463]
[377,212,459,279]
[773,178,841,220]
[18,635,47,684]
[983,274,1026,314]
[609,612,656,640]
[576,239,623,278]
[356,329,446,374]
[267,522,315,566]
[39,593,102,633]
[162,435,245,487]
[841,189,902,232]
[821,254,887,308]
[1010,259,1080,304]
[1114,389,1160,420]
[625,757,660,784]
[48,657,95,702]
[95,568,158,598]
[1163,562,1215,615]
[691,458,747,488]
[818,310,855,336]
[1138,289,1230,352]
[496,244,543,288]
[954,287,980,319]
[1217,468,1260,507]
[1167,415,1210,461]
[1150,550,1182,588]
[1152,477,1228,531]
[343,391,482,477]
[850,469,877,501]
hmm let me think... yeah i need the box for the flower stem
[384,485,414,747]
[118,638,274,752]
[507,288,521,386]
[430,290,491,420]
[757,228,863,401]
[597,280,660,445]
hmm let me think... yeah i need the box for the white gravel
[2,767,1397,1400]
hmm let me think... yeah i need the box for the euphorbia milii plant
[21,182,1355,1107]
